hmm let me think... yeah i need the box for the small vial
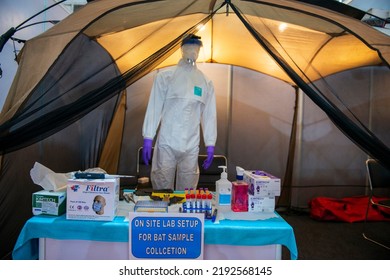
[201,190,207,213]
[206,192,213,216]
[196,190,202,213]
[185,193,191,213]
[190,188,196,213]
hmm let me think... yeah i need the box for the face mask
[181,44,200,63]
[92,201,103,212]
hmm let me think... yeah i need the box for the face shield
[181,35,202,65]
[181,44,201,63]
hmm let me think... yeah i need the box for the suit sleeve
[142,72,167,140]
[201,79,217,147]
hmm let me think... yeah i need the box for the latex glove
[202,146,215,170]
[142,138,153,165]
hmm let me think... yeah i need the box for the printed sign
[128,212,204,259]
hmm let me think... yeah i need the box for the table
[12,211,298,260]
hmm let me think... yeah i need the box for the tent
[0,0,389,259]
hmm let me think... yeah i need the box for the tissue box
[66,178,119,221]
[244,170,281,197]
[248,195,275,213]
[32,190,66,216]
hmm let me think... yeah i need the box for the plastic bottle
[215,166,231,206]
[231,166,248,212]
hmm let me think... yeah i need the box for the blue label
[194,86,202,97]
[131,216,202,259]
[219,194,231,205]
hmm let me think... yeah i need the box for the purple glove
[142,138,153,165]
[202,146,215,169]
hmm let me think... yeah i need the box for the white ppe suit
[142,59,217,190]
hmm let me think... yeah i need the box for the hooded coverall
[142,58,217,190]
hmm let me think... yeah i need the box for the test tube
[190,188,196,213]
[196,189,202,213]
[206,192,213,216]
[183,189,189,213]
[201,189,207,213]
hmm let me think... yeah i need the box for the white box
[248,195,275,213]
[244,170,281,197]
[66,178,119,221]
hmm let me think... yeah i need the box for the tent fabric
[2,0,390,119]
[1,0,389,167]
[1,0,390,259]
[98,91,127,174]
[0,33,123,152]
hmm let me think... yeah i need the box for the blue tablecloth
[12,213,298,260]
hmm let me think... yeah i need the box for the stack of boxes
[243,170,281,213]
[32,177,120,221]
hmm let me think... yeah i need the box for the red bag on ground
[309,195,390,223]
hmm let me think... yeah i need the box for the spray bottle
[231,166,249,212]
[215,166,231,206]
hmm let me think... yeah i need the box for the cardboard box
[248,195,275,213]
[66,178,119,221]
[244,170,281,197]
[32,190,66,216]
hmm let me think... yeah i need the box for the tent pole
[277,86,299,209]
[225,65,233,172]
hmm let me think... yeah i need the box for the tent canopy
[1,0,390,168]
[2,0,389,119]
